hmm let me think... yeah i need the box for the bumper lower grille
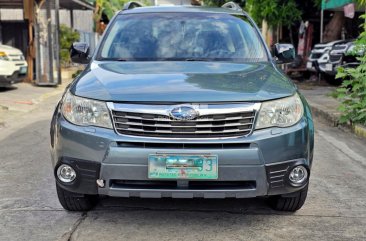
[310,53,323,59]
[330,54,342,63]
[111,109,256,138]
[111,180,256,190]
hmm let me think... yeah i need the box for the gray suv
[50,3,314,212]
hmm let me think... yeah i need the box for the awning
[0,0,23,9]
[322,0,354,10]
[60,0,94,10]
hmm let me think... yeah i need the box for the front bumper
[0,70,26,87]
[51,111,314,198]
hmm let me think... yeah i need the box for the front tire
[268,185,308,212]
[56,184,98,211]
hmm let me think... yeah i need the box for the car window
[99,12,267,62]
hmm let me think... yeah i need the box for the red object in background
[344,3,355,19]
[285,21,314,75]
[305,23,314,61]
[297,21,313,62]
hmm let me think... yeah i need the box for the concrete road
[0,93,366,241]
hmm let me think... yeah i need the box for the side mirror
[274,43,295,64]
[70,42,90,64]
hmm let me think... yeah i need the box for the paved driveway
[0,93,365,241]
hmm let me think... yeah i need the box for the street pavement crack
[58,212,87,241]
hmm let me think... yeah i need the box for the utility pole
[55,0,61,84]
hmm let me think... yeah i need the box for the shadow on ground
[0,86,17,92]
[96,196,276,215]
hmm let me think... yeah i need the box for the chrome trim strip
[114,121,252,128]
[115,127,253,134]
[113,114,255,122]
[107,102,261,140]
[107,102,261,116]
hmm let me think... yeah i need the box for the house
[0,0,94,85]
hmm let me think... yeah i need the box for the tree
[89,0,151,34]
[245,0,301,28]
[59,24,80,66]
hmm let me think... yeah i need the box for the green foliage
[101,0,130,19]
[313,0,322,8]
[245,0,301,28]
[334,14,366,126]
[89,0,152,19]
[205,0,322,27]
[72,69,83,78]
[203,0,226,7]
[60,24,80,66]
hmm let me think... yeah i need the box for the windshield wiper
[183,58,209,61]
[97,57,128,61]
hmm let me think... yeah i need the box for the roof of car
[118,5,246,16]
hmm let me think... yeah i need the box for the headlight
[0,51,9,61]
[255,93,304,129]
[61,91,112,129]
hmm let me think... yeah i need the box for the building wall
[0,8,94,52]
[0,8,93,32]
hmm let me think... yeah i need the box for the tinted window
[99,12,267,62]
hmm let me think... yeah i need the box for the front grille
[332,45,347,51]
[116,141,250,149]
[8,54,24,61]
[111,109,256,138]
[310,53,323,59]
[111,180,256,190]
[330,54,342,62]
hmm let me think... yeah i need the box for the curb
[309,103,366,139]
[309,104,340,127]
[353,124,366,139]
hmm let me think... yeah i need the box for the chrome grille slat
[113,113,255,122]
[116,127,253,134]
[109,103,258,138]
[114,120,253,128]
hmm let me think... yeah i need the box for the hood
[0,45,23,55]
[314,40,345,48]
[71,61,296,103]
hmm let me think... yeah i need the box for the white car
[306,40,345,73]
[0,44,28,87]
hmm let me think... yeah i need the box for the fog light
[289,165,308,185]
[57,164,76,183]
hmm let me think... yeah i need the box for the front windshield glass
[99,12,267,62]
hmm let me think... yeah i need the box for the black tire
[324,74,342,86]
[268,185,308,212]
[56,184,98,211]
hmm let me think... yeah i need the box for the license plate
[19,66,27,74]
[148,154,218,179]
[306,62,312,69]
[325,63,333,71]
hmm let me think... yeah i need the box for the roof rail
[122,1,144,11]
[221,1,243,11]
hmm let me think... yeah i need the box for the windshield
[98,12,267,62]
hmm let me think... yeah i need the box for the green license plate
[148,154,218,179]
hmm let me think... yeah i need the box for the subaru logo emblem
[169,105,199,120]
